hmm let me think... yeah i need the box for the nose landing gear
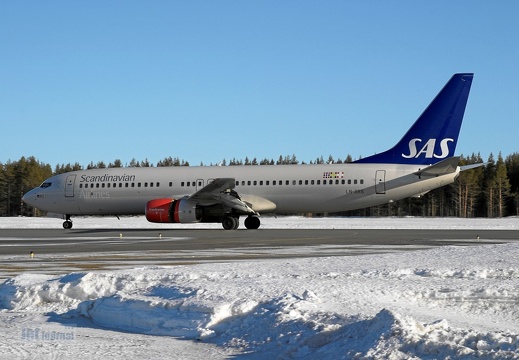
[63,215,73,229]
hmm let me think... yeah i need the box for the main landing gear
[63,215,73,229]
[244,215,260,230]
[221,215,261,230]
[222,215,240,230]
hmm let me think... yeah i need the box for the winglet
[355,73,474,165]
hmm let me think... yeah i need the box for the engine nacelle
[145,198,201,223]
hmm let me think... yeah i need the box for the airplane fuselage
[24,162,459,217]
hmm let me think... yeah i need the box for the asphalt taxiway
[1,228,517,278]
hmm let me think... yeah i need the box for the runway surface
[1,228,518,279]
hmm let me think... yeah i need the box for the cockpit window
[40,182,52,189]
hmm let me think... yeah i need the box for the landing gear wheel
[222,216,239,230]
[63,220,73,229]
[244,216,260,230]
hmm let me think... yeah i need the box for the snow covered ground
[1,216,519,359]
[2,215,519,230]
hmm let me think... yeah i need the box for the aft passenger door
[375,170,386,194]
[65,175,76,197]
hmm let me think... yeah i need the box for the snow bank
[2,242,519,358]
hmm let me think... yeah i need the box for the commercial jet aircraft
[23,73,477,230]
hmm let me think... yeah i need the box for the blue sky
[1,1,518,167]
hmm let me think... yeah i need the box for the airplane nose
[22,189,34,206]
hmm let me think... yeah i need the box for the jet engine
[145,198,201,223]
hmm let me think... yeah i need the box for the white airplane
[23,73,477,230]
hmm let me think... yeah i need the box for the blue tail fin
[355,73,474,165]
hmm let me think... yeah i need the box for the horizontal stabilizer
[460,162,487,172]
[414,157,460,177]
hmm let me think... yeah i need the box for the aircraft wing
[189,178,236,202]
[414,157,460,177]
[187,178,257,215]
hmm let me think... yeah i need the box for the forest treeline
[1,152,519,218]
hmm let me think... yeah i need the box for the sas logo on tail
[402,138,453,159]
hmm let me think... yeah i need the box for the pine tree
[129,158,140,167]
[107,159,123,168]
[457,153,484,217]
[505,152,519,215]
[494,152,511,217]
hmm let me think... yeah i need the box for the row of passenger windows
[79,182,164,189]
[179,179,365,187]
[235,179,364,186]
[79,178,365,189]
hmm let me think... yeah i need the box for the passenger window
[348,180,352,184]
[150,182,154,187]
[125,183,129,188]
[336,180,339,185]
[323,180,327,185]
[317,180,321,185]
[181,182,184,187]
[157,182,160,187]
[266,181,270,185]
[260,181,263,186]
[131,183,135,188]
[354,179,358,184]
[360,179,364,184]
[169,182,173,187]
[311,180,314,185]
[299,180,303,185]
[273,181,277,185]
[96,183,100,188]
